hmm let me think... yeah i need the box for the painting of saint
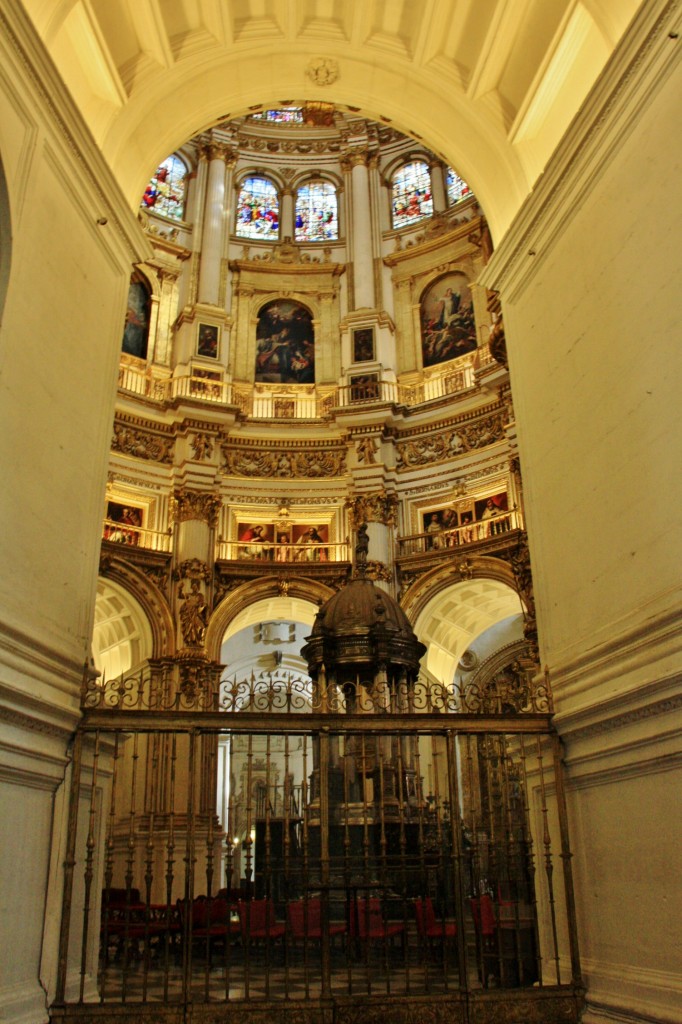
[122,279,150,359]
[197,323,219,358]
[474,492,510,537]
[349,373,379,402]
[353,328,374,363]
[292,524,328,562]
[255,301,315,384]
[237,523,274,559]
[104,502,143,545]
[420,272,477,368]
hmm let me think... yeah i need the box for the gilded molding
[112,421,174,463]
[171,488,222,526]
[396,412,505,469]
[222,444,347,479]
[346,490,399,527]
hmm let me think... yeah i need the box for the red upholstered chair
[414,896,457,940]
[287,897,346,946]
[350,897,405,952]
[238,898,286,947]
[178,896,238,963]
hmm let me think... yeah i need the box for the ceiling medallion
[306,57,339,87]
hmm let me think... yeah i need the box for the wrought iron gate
[51,666,583,1024]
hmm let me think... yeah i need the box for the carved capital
[171,488,222,527]
[346,490,399,527]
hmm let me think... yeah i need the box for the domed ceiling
[23,0,642,239]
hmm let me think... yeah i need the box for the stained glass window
[391,161,433,230]
[140,154,186,220]
[446,168,472,206]
[295,182,338,242]
[235,177,280,239]
[251,108,303,123]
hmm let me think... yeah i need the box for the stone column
[346,490,400,596]
[349,150,375,310]
[281,186,294,240]
[198,143,229,306]
[430,160,447,213]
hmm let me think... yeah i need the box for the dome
[301,575,426,678]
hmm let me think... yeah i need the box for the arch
[205,576,335,663]
[401,554,524,624]
[98,555,176,658]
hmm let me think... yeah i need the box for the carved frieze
[346,490,399,527]
[222,444,346,479]
[112,420,174,463]
[171,488,222,527]
[396,412,505,470]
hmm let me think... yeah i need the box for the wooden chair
[287,897,347,947]
[350,897,405,954]
[237,898,286,948]
[414,896,457,961]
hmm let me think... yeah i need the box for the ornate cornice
[112,415,174,464]
[221,440,347,479]
[396,410,506,470]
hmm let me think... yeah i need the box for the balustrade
[398,508,522,557]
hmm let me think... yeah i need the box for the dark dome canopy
[302,576,426,678]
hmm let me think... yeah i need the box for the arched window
[391,160,433,230]
[446,167,472,206]
[251,108,303,123]
[235,176,279,239]
[295,181,338,242]
[121,274,151,360]
[140,154,186,220]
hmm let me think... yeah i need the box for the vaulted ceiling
[21,0,642,238]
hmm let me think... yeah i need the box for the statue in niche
[178,579,209,647]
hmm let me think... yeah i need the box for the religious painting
[104,501,143,545]
[349,372,379,403]
[274,527,292,563]
[352,327,374,363]
[420,272,477,368]
[237,522,274,559]
[474,492,510,536]
[292,524,329,562]
[422,507,459,550]
[255,301,315,384]
[197,322,219,358]
[121,278,151,359]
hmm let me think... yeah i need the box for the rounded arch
[98,555,176,658]
[93,577,154,679]
[205,575,335,663]
[401,554,524,624]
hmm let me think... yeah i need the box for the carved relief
[222,445,346,479]
[346,490,399,528]
[173,558,211,582]
[177,579,209,648]
[356,436,377,464]
[112,421,174,463]
[396,413,505,469]
[171,488,222,526]
[305,57,340,86]
[510,531,538,661]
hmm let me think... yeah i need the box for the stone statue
[355,523,369,565]
[178,578,208,646]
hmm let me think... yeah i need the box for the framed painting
[197,322,219,358]
[352,327,374,363]
[422,507,459,549]
[255,300,315,384]
[420,271,477,368]
[474,492,510,536]
[121,278,151,359]
[292,524,329,562]
[349,372,379,403]
[104,501,143,544]
[237,522,274,559]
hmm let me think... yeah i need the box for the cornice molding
[480,0,681,302]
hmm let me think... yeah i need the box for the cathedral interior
[0,3,680,1024]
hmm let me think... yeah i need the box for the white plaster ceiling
[415,578,523,684]
[92,577,154,679]
[21,0,643,238]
